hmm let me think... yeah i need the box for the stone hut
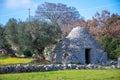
[53,26,108,64]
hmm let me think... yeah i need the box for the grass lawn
[0,55,32,65]
[0,70,120,80]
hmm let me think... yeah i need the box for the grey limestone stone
[53,26,108,64]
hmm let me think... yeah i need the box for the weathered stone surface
[117,57,120,68]
[53,26,108,64]
[0,64,119,74]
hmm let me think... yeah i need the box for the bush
[23,49,32,57]
[110,47,120,60]
[99,35,120,60]
[17,47,33,57]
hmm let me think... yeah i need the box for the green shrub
[17,47,33,57]
[23,49,32,57]
[99,35,120,60]
[110,47,120,60]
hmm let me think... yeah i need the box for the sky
[0,0,120,25]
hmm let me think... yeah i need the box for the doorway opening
[85,48,91,64]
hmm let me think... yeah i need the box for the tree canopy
[4,18,62,60]
[35,2,81,35]
[0,25,6,48]
[36,2,80,25]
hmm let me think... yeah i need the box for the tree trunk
[35,47,45,62]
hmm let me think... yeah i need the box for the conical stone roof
[67,27,89,39]
[55,26,102,51]
[66,26,102,49]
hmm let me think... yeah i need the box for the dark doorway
[85,48,91,64]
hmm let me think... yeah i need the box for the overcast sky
[0,0,120,25]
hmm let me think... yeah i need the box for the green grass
[0,55,10,60]
[0,55,33,65]
[0,70,120,80]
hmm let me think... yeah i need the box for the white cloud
[4,0,38,9]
